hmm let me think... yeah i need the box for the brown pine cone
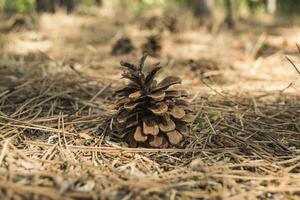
[112,54,194,148]
[142,35,162,58]
[111,37,135,56]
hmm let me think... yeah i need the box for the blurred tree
[247,0,261,14]
[277,0,300,16]
[95,0,102,6]
[192,0,213,17]
[266,0,276,14]
[36,0,76,14]
[59,0,75,13]
[58,0,64,6]
[0,0,35,13]
[224,0,235,28]
[36,0,55,13]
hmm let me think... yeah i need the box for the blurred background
[0,0,300,93]
[1,0,300,22]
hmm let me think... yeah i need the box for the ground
[0,8,300,200]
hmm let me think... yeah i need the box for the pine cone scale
[149,135,165,147]
[168,105,186,119]
[148,102,168,115]
[134,126,148,142]
[143,117,159,135]
[181,113,194,123]
[175,121,188,136]
[159,118,176,132]
[129,91,142,100]
[124,101,140,110]
[148,91,165,101]
[154,76,182,92]
[166,130,183,145]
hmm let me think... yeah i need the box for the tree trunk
[36,0,43,13]
[36,0,56,13]
[224,0,235,29]
[266,0,276,14]
[59,0,65,6]
[192,0,213,17]
[95,0,102,6]
[49,0,56,13]
[247,0,256,14]
[58,0,76,14]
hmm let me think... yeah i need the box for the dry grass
[0,9,300,200]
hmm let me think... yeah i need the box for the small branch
[286,56,300,76]
[296,43,300,53]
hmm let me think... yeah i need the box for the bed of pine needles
[0,64,299,199]
[1,11,300,200]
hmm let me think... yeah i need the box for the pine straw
[0,70,300,199]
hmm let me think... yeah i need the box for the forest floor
[0,8,300,200]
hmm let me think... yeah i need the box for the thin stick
[0,140,10,165]
[296,43,300,53]
[24,141,237,153]
[286,56,300,76]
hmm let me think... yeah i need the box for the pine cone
[111,37,135,56]
[163,15,178,33]
[142,35,162,58]
[112,54,194,148]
